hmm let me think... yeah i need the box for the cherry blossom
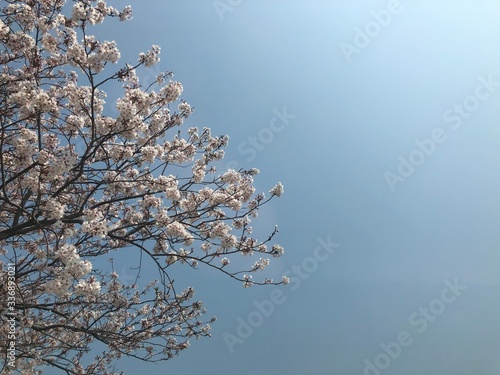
[0,1,285,374]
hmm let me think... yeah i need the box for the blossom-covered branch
[0,1,285,374]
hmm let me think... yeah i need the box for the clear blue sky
[88,1,500,374]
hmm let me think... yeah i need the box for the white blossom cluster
[44,198,66,220]
[252,258,271,271]
[269,182,284,197]
[44,244,96,297]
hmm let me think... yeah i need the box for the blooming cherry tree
[0,1,285,373]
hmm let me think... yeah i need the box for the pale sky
[83,1,500,374]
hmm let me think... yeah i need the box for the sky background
[79,1,500,374]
